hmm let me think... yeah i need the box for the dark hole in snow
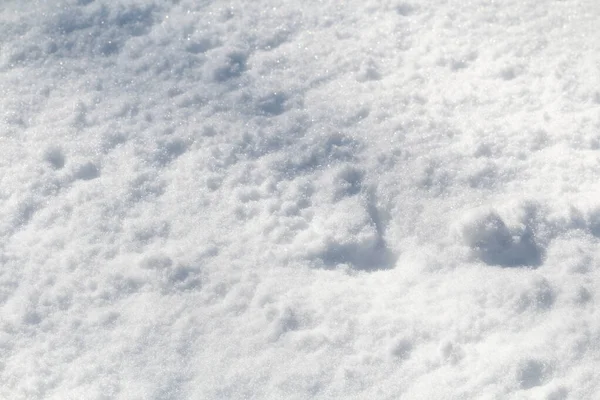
[45,147,65,169]
[74,162,100,180]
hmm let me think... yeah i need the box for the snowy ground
[2,0,600,398]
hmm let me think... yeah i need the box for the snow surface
[2,0,600,398]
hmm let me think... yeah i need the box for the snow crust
[2,0,600,398]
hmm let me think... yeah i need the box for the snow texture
[2,0,600,398]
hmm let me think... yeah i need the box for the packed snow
[2,0,600,398]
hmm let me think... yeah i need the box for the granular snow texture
[2,0,600,399]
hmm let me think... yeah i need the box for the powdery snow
[2,0,600,398]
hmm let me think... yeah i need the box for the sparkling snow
[2,0,600,398]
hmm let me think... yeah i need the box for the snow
[2,0,600,398]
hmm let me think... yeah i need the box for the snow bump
[456,203,545,268]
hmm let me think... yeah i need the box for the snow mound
[455,202,545,267]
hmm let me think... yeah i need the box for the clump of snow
[455,201,544,267]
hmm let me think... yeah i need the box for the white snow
[2,0,600,398]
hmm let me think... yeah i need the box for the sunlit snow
[2,0,600,398]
